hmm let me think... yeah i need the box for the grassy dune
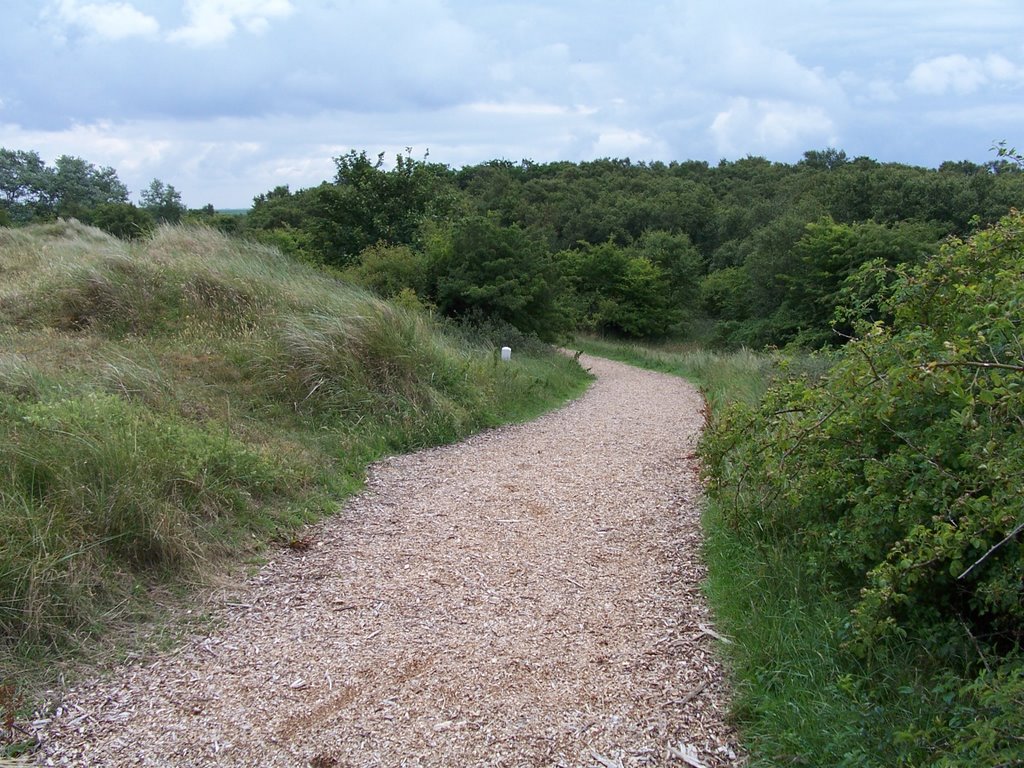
[0,221,590,684]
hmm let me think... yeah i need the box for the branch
[923,361,1024,373]
[958,519,1024,581]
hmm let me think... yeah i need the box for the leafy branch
[922,361,1024,373]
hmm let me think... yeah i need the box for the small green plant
[0,679,34,757]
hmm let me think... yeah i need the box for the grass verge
[573,335,828,411]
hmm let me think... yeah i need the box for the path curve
[36,355,742,767]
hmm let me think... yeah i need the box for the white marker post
[501,346,512,361]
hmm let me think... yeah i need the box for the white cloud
[168,0,294,46]
[720,39,841,104]
[50,0,159,40]
[8,0,1024,208]
[710,98,836,156]
[469,102,596,118]
[590,129,667,159]
[907,53,1024,95]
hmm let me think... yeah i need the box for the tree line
[0,148,200,236]
[4,145,1023,349]
[240,148,1024,347]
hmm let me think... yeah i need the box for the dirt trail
[36,355,742,767]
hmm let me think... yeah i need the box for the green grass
[574,335,829,411]
[699,502,962,767]
[0,222,591,704]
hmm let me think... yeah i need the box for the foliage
[241,143,1022,346]
[779,218,942,346]
[139,179,186,224]
[341,242,431,300]
[0,148,130,224]
[7,141,1024,346]
[631,229,705,310]
[51,155,129,220]
[565,241,680,338]
[428,216,572,342]
[0,149,50,222]
[90,202,155,240]
[184,204,243,234]
[247,151,459,267]
[700,211,1024,765]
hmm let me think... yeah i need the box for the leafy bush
[701,210,1024,763]
[429,216,572,342]
[565,241,680,338]
[89,203,155,240]
[341,242,431,300]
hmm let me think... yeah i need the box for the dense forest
[4,145,1023,350]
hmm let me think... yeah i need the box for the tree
[565,240,679,338]
[799,147,848,171]
[245,151,460,267]
[631,229,705,310]
[602,256,678,337]
[139,179,186,224]
[52,155,128,218]
[428,216,571,341]
[319,149,458,263]
[779,218,941,346]
[91,202,155,239]
[0,148,53,221]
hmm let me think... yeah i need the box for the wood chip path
[33,355,743,767]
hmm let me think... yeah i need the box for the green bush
[342,242,431,299]
[90,203,155,240]
[701,210,1024,764]
[429,216,573,342]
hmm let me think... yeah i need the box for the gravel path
[34,355,742,767]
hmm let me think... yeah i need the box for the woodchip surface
[31,354,744,767]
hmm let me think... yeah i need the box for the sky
[2,0,1023,209]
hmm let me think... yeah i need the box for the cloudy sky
[3,1,1023,208]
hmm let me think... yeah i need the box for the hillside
[0,221,589,696]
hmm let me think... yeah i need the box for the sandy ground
[33,355,743,767]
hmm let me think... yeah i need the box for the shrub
[429,216,573,342]
[701,210,1024,764]
[90,203,155,240]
